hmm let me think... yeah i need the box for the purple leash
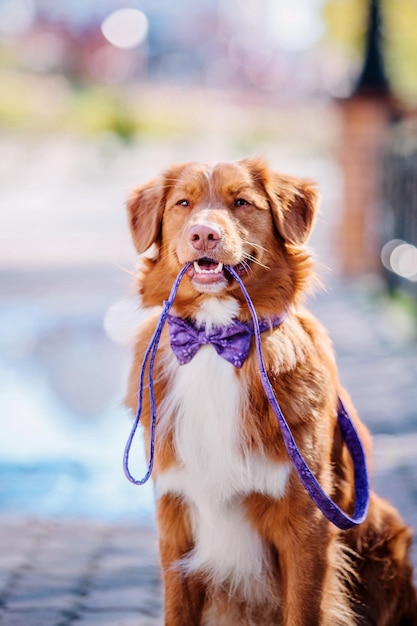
[124,264,370,530]
[226,265,370,530]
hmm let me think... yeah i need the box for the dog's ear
[242,157,319,245]
[127,178,165,254]
[267,173,319,245]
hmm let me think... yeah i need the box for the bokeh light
[381,239,417,281]
[103,298,143,345]
[0,0,35,37]
[269,0,325,54]
[390,243,417,280]
[101,8,148,50]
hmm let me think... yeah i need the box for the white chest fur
[155,298,290,596]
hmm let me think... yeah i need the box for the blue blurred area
[0,273,156,521]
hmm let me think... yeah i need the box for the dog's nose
[189,224,221,251]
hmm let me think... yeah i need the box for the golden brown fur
[125,158,417,625]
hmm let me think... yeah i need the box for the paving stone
[0,609,63,626]
[85,578,162,613]
[5,578,78,611]
[75,610,163,626]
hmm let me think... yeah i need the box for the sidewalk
[0,279,416,626]
[0,517,162,626]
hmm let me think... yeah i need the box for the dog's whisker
[239,259,253,273]
[242,253,270,271]
[244,241,269,255]
[243,240,272,257]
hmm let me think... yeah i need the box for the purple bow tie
[167,314,285,368]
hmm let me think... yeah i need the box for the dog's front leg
[157,494,206,626]
[279,522,351,626]
[247,494,341,626]
[279,531,329,626]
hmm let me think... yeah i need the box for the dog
[125,158,417,625]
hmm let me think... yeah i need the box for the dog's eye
[235,198,249,207]
[176,199,189,207]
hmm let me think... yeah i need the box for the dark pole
[353,0,390,97]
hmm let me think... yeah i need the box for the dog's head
[127,158,319,314]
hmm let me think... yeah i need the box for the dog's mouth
[186,257,250,286]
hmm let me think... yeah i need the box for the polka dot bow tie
[167,313,286,368]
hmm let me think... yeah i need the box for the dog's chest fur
[155,298,290,598]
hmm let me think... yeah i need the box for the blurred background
[0,0,416,522]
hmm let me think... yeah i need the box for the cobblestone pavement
[0,279,416,625]
[0,517,162,626]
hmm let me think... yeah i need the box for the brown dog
[125,158,417,625]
